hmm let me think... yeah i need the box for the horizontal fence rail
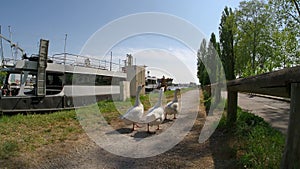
[219,66,300,169]
[227,66,300,98]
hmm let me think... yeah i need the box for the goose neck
[134,88,142,106]
[156,89,163,107]
[173,91,178,102]
[135,88,142,106]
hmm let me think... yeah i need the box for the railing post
[227,90,237,126]
[281,83,300,169]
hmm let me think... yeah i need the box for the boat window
[65,72,125,86]
[72,73,95,85]
[46,73,63,95]
[111,76,126,85]
[8,73,21,86]
[65,73,73,85]
[1,73,37,96]
[46,74,63,86]
[96,75,112,85]
[1,73,21,96]
[24,74,36,95]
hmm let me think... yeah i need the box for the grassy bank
[0,110,83,168]
[218,108,285,168]
[0,88,182,166]
[0,110,81,156]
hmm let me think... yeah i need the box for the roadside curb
[250,93,290,103]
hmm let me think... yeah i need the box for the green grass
[0,111,83,160]
[0,89,185,161]
[0,140,19,159]
[218,108,285,168]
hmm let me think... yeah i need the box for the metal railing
[51,53,125,72]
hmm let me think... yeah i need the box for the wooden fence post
[227,90,237,126]
[281,83,300,169]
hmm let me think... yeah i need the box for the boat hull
[0,94,119,113]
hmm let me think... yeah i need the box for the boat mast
[0,28,24,65]
[0,34,24,55]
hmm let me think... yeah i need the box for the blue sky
[1,0,241,83]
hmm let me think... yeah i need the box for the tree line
[198,0,300,86]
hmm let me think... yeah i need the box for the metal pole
[110,51,112,71]
[119,58,121,72]
[15,42,18,61]
[64,34,67,65]
[0,26,3,66]
[8,26,14,63]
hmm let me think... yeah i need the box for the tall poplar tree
[219,6,236,80]
[197,39,210,87]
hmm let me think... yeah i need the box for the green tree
[219,6,236,80]
[269,0,300,67]
[207,33,219,83]
[197,39,210,87]
[270,0,300,25]
[234,0,284,76]
[217,0,299,79]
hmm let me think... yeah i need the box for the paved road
[222,92,290,134]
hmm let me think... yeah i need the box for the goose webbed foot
[135,124,142,128]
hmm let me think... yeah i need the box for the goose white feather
[165,89,180,119]
[120,85,144,131]
[143,88,165,132]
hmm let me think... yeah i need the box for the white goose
[143,88,165,133]
[120,85,144,131]
[165,89,180,119]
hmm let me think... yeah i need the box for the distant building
[157,77,173,86]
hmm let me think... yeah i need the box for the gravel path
[34,90,235,169]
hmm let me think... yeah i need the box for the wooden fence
[225,66,300,169]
